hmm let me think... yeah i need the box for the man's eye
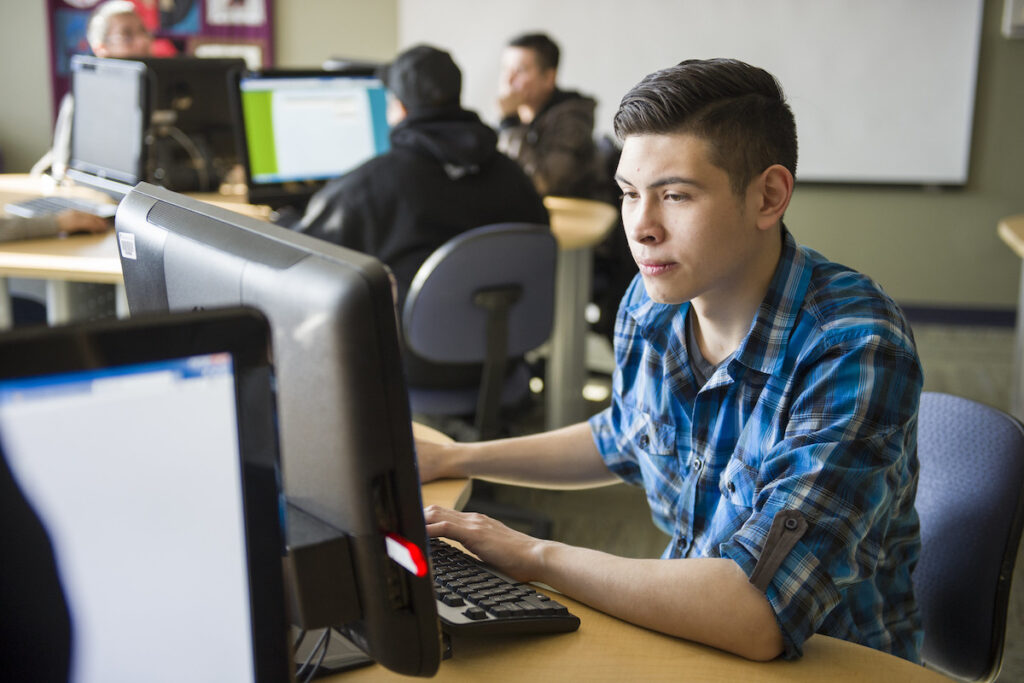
[664,193,689,202]
[618,191,638,202]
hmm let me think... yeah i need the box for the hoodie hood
[389,107,499,180]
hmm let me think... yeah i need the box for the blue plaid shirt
[589,229,923,662]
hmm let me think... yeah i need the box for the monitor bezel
[0,308,292,683]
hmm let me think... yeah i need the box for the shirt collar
[731,226,812,376]
[624,225,812,376]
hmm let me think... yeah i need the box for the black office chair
[914,391,1024,682]
[402,222,556,442]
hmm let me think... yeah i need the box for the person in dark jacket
[497,33,605,199]
[296,44,549,387]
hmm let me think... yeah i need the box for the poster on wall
[46,0,273,119]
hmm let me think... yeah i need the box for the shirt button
[692,459,702,471]
[784,517,799,531]
[638,434,649,449]
[726,481,736,494]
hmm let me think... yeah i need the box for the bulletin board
[46,0,273,119]
[399,0,984,186]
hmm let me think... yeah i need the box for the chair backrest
[402,222,556,440]
[402,223,556,364]
[914,391,1024,682]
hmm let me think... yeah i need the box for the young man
[497,33,605,199]
[418,58,923,663]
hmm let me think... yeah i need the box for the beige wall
[1,0,1021,309]
[272,0,396,68]
[0,3,56,174]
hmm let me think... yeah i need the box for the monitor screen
[234,70,391,207]
[0,309,290,682]
[68,55,148,197]
[115,183,441,677]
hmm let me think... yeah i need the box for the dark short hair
[507,32,560,71]
[379,44,462,111]
[613,58,798,194]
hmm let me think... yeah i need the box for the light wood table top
[543,195,618,250]
[997,214,1024,258]
[336,597,946,682]
[0,175,271,283]
[0,231,122,283]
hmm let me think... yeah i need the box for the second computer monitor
[67,55,148,197]
[234,69,391,208]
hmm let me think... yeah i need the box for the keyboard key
[463,606,487,620]
[442,594,465,607]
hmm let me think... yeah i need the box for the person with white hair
[85,0,153,58]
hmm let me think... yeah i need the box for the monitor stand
[291,627,372,678]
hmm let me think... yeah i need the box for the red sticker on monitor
[385,534,428,576]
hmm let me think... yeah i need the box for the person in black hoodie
[296,44,549,387]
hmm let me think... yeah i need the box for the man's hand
[423,505,551,582]
[56,210,109,236]
[497,85,526,119]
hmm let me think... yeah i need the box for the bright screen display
[239,74,390,185]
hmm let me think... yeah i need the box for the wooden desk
[337,587,944,682]
[0,174,269,328]
[543,196,619,430]
[998,214,1024,419]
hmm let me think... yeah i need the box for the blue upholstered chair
[402,222,556,441]
[914,391,1024,682]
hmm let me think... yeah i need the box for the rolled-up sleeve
[719,329,923,659]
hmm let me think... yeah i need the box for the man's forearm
[441,422,618,489]
[535,543,785,661]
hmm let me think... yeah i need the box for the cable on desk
[295,628,331,683]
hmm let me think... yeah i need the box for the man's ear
[386,96,408,127]
[753,164,794,231]
[541,67,557,92]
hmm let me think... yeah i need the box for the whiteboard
[398,0,983,185]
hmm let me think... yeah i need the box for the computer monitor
[233,69,391,209]
[114,183,441,677]
[136,56,247,192]
[67,54,149,198]
[66,55,245,197]
[0,309,291,682]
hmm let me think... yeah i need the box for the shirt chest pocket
[621,405,677,479]
[719,456,758,508]
[622,405,675,455]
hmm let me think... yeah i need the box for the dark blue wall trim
[900,305,1016,328]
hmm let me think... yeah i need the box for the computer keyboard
[429,537,580,635]
[5,195,117,219]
